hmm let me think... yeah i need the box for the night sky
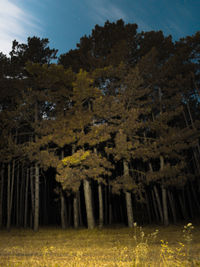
[0,0,199,56]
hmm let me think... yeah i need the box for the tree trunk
[60,190,66,229]
[43,177,48,225]
[161,185,169,226]
[153,186,163,224]
[7,163,11,230]
[186,185,193,218]
[73,192,79,229]
[0,164,4,228]
[64,196,68,226]
[19,165,25,226]
[123,160,133,228]
[160,156,169,226]
[119,198,124,223]
[178,192,187,220]
[77,191,83,226]
[178,189,188,220]
[168,190,177,224]
[159,155,169,226]
[144,190,152,223]
[24,168,29,228]
[34,164,39,232]
[190,181,200,213]
[60,150,66,229]
[33,100,40,232]
[125,191,134,227]
[108,184,112,225]
[68,199,72,226]
[104,185,108,225]
[7,161,15,230]
[10,160,15,228]
[83,179,95,229]
[16,162,20,227]
[149,163,164,224]
[183,109,200,174]
[98,182,103,228]
[30,166,34,228]
[151,189,159,223]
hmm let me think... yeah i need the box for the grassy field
[0,223,200,266]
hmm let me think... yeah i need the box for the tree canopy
[0,20,200,230]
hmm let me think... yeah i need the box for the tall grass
[0,223,199,266]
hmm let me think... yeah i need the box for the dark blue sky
[0,0,199,56]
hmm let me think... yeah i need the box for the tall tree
[59,19,138,72]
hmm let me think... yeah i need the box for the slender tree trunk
[190,181,200,213]
[64,196,68,226]
[183,109,200,174]
[77,190,83,226]
[24,168,29,228]
[161,185,169,226]
[112,195,117,223]
[178,192,187,220]
[123,160,134,228]
[193,149,200,173]
[83,179,95,229]
[30,166,34,228]
[93,148,104,228]
[34,164,39,232]
[7,163,11,230]
[7,161,15,230]
[168,190,177,223]
[19,165,25,226]
[0,164,4,228]
[10,160,15,228]
[187,102,197,130]
[68,199,72,226]
[153,185,163,224]
[60,190,66,229]
[158,90,169,226]
[119,198,124,223]
[108,184,112,225]
[16,162,20,227]
[160,156,169,226]
[149,163,164,223]
[98,182,103,228]
[125,191,134,227]
[73,192,79,229]
[43,177,48,225]
[33,101,40,232]
[60,150,66,229]
[182,189,188,219]
[151,189,159,223]
[186,185,194,218]
[104,185,108,225]
[179,188,188,220]
[144,190,152,224]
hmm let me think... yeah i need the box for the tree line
[0,20,200,231]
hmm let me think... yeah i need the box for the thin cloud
[86,0,128,24]
[86,0,152,33]
[164,20,185,37]
[162,2,194,39]
[0,0,42,55]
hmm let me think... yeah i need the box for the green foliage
[62,150,90,166]
[56,149,113,191]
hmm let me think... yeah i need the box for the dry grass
[0,223,199,266]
